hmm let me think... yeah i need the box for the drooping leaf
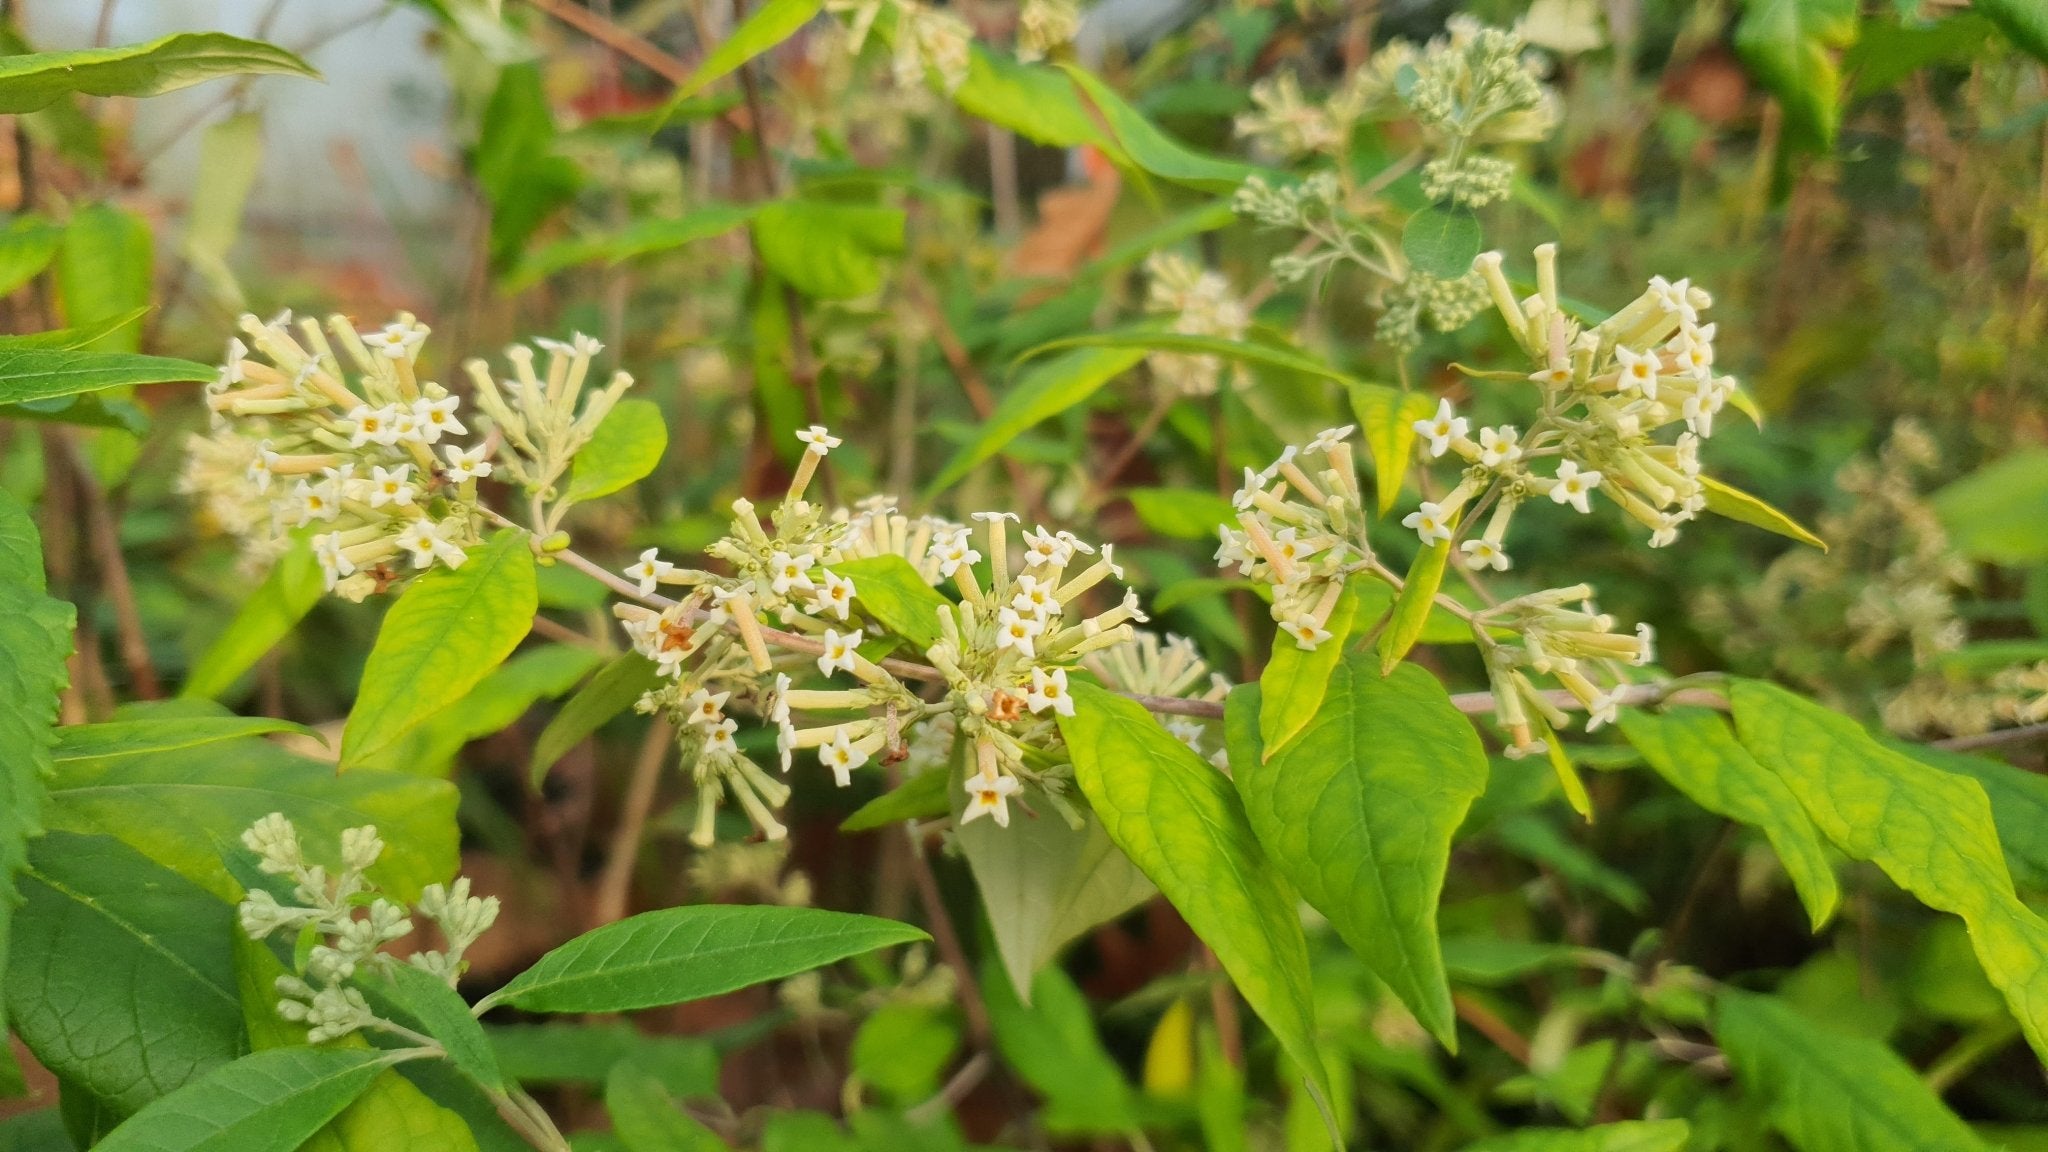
[1733,0,1861,149]
[605,1061,728,1152]
[752,200,905,300]
[1378,539,1453,674]
[0,33,316,112]
[1730,679,2048,1062]
[567,399,668,503]
[46,735,458,904]
[1059,65,1260,192]
[673,0,821,100]
[1256,577,1364,756]
[1232,664,1489,1049]
[948,46,1120,154]
[379,964,505,1093]
[1059,683,1330,1104]
[839,769,950,831]
[1458,1121,1691,1152]
[1401,206,1483,280]
[1930,448,2048,565]
[1699,477,1828,551]
[1349,386,1434,514]
[5,832,245,1118]
[341,531,537,769]
[1717,989,1992,1151]
[530,653,663,786]
[481,905,928,1014]
[182,539,324,700]
[1973,0,2048,63]
[1619,707,1840,929]
[92,1047,399,1152]
[0,349,212,405]
[982,958,1139,1134]
[925,347,1144,495]
[829,554,949,649]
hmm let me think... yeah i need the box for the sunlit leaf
[1378,539,1452,673]
[0,33,318,113]
[567,399,668,503]
[1060,65,1261,192]
[828,554,948,649]
[1256,577,1364,756]
[1459,1121,1691,1152]
[1349,386,1433,514]
[752,200,904,300]
[0,348,212,406]
[1699,477,1827,552]
[673,0,821,100]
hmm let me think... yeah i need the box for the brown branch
[903,819,993,1047]
[1932,721,2048,753]
[1453,991,1530,1065]
[521,0,692,84]
[591,717,673,927]
[51,430,159,699]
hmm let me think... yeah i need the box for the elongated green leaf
[1232,663,1488,1049]
[52,717,310,765]
[94,1047,397,1152]
[840,769,949,831]
[1619,707,1839,929]
[927,347,1145,495]
[6,832,245,1117]
[829,554,948,649]
[676,0,820,99]
[1127,488,1235,540]
[1730,679,2048,1062]
[1897,740,2048,892]
[983,958,1139,1134]
[477,63,582,272]
[1734,0,1860,149]
[1461,1121,1691,1152]
[356,644,603,777]
[606,1060,727,1151]
[752,201,904,300]
[183,540,324,700]
[57,203,151,354]
[1257,577,1365,756]
[531,653,663,786]
[567,399,668,503]
[1717,989,1991,1151]
[1350,386,1434,514]
[341,531,537,769]
[1059,65,1260,192]
[1378,539,1452,674]
[485,1024,717,1093]
[184,112,263,305]
[483,905,928,1014]
[1700,477,1827,551]
[1930,449,2048,565]
[949,46,1120,153]
[0,33,316,113]
[1015,330,1364,389]
[505,207,756,291]
[46,736,458,904]
[1058,683,1330,1103]
[1402,207,1482,279]
[1973,0,2048,63]
[0,349,212,405]
[375,965,502,1093]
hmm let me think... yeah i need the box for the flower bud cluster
[1081,630,1231,768]
[828,0,971,94]
[460,332,634,536]
[180,312,498,600]
[1016,0,1079,63]
[1477,584,1654,750]
[1356,17,1557,151]
[1143,252,1251,397]
[1218,425,1374,651]
[236,814,500,1044]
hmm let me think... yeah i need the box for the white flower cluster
[181,312,497,600]
[1143,252,1251,398]
[1479,584,1654,747]
[236,814,499,1043]
[1218,424,1373,652]
[1016,0,1079,63]
[828,0,972,93]
[834,494,964,586]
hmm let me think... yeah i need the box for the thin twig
[1083,391,1175,507]
[903,819,993,1046]
[591,717,674,927]
[1931,721,2048,753]
[530,613,607,651]
[1453,991,1531,1065]
[904,1050,991,1124]
[52,431,160,699]
[522,0,692,83]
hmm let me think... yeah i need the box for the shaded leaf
[752,201,904,300]
[674,0,820,100]
[606,1060,728,1151]
[925,347,1144,494]
[0,216,61,297]
[379,964,504,1093]
[1460,1121,1691,1152]
[1060,65,1260,192]
[1974,0,2048,63]
[56,204,151,353]
[0,349,211,405]
[182,539,324,700]
[1401,207,1482,279]
[1734,0,1860,148]
[93,1048,396,1152]
[1127,488,1235,540]
[1930,448,2048,565]
[355,644,604,777]
[1896,740,2048,892]
[52,717,311,765]
[983,958,1139,1134]
[531,653,663,787]
[506,207,756,291]
[840,769,949,831]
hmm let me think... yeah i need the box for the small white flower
[314,532,355,590]
[389,406,423,445]
[1011,574,1058,620]
[683,688,730,727]
[396,519,454,569]
[972,511,1020,525]
[1460,538,1511,571]
[1282,613,1332,650]
[929,529,980,578]
[1634,623,1657,667]
[768,673,793,726]
[1585,691,1620,731]
[216,337,248,389]
[704,717,740,756]
[292,480,338,526]
[1682,391,1716,437]
[769,550,817,596]
[368,465,415,509]
[366,321,428,360]
[247,441,278,493]
[1413,398,1468,458]
[1478,426,1522,469]
[1549,460,1602,514]
[795,425,842,456]
[995,608,1044,658]
[821,729,869,786]
[1024,666,1074,716]
[817,628,863,678]
[1529,363,1574,388]
[1307,424,1355,453]
[816,570,856,620]
[1232,467,1263,512]
[1614,345,1659,400]
[1648,275,1697,324]
[342,405,388,449]
[960,772,1021,827]
[413,395,465,443]
[443,443,493,483]
[624,548,673,596]
[1021,526,1071,569]
[1401,501,1454,546]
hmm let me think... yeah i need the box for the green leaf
[851,1004,958,1103]
[1127,488,1236,540]
[1232,662,1488,1049]
[52,717,312,765]
[925,347,1144,495]
[1619,707,1839,930]
[1440,936,1585,985]
[829,554,949,649]
[1401,206,1482,280]
[1015,330,1365,389]
[1492,812,1647,913]
[379,964,505,1093]
[485,1024,717,1093]
[674,0,820,99]
[0,349,212,406]
[1459,1121,1691,1152]
[1058,682,1330,1105]
[477,63,582,272]
[341,531,537,769]
[182,539,325,700]
[5,832,245,1117]
[1845,14,1995,96]
[356,644,604,776]
[1897,740,2048,892]
[567,399,668,503]
[1377,539,1452,674]
[183,112,263,305]
[982,958,1139,1134]
[0,1109,70,1149]
[1734,0,1861,149]
[948,47,1120,154]
[1699,477,1828,552]
[482,905,928,1014]
[1717,989,1992,1151]
[1974,0,2048,63]
[46,734,458,904]
[839,769,949,831]
[57,203,152,353]
[0,515,73,1042]
[0,216,61,297]
[531,653,663,787]
[1257,577,1364,755]
[0,33,317,113]
[1059,65,1260,192]
[1931,448,2048,565]
[504,207,757,291]
[752,200,905,300]
[1349,386,1434,514]
[1730,679,2048,1062]
[605,1061,728,1152]
[93,1047,398,1152]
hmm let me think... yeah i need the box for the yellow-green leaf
[1349,386,1434,514]
[925,347,1144,496]
[566,398,668,503]
[829,554,949,650]
[1699,476,1827,551]
[1378,539,1452,674]
[1257,576,1365,756]
[0,32,318,113]
[183,538,324,701]
[673,0,820,100]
